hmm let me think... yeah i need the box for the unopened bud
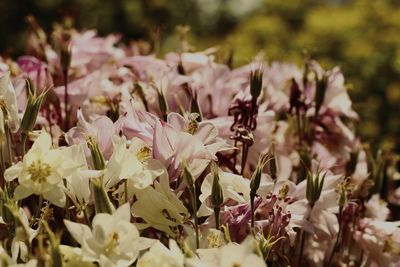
[157,90,168,121]
[314,73,328,116]
[60,42,72,73]
[250,69,263,101]
[211,162,223,208]
[269,145,278,180]
[87,136,105,170]
[92,177,115,214]
[306,170,326,207]
[250,154,269,194]
[20,80,48,135]
[182,161,195,188]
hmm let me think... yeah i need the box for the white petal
[43,185,66,207]
[64,220,92,245]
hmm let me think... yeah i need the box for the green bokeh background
[0,0,399,150]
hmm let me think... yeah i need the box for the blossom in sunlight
[4,130,83,207]
[153,112,231,180]
[64,203,144,267]
[103,135,164,193]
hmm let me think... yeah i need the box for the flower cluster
[0,22,399,267]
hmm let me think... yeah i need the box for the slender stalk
[214,207,220,230]
[35,195,43,220]
[5,123,13,166]
[63,69,69,131]
[241,143,249,175]
[83,208,90,225]
[124,180,128,203]
[0,146,5,187]
[188,184,199,249]
[297,230,306,267]
[21,132,28,157]
[327,206,343,267]
[250,192,256,228]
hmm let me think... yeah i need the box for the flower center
[185,113,200,135]
[0,96,8,116]
[136,146,151,162]
[104,232,120,253]
[278,183,289,199]
[27,160,52,183]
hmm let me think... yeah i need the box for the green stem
[5,123,13,166]
[21,132,28,157]
[64,69,69,131]
[214,207,220,230]
[297,230,306,267]
[250,191,256,228]
[189,184,199,249]
[35,195,43,220]
[124,180,128,203]
[327,207,343,267]
[92,178,114,214]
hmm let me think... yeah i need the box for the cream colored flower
[131,172,188,236]
[64,204,142,267]
[137,239,185,267]
[103,135,164,192]
[5,130,83,207]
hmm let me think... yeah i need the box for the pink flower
[66,109,119,160]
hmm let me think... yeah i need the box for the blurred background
[0,0,399,150]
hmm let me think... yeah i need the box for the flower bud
[60,41,72,73]
[269,145,278,180]
[20,80,48,135]
[92,177,115,214]
[87,136,105,170]
[211,162,223,208]
[314,73,328,116]
[306,170,326,207]
[250,68,263,101]
[182,161,195,188]
[250,154,269,194]
[157,89,168,121]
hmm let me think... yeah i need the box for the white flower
[0,71,20,142]
[59,245,96,267]
[131,172,188,236]
[62,144,91,210]
[64,204,142,267]
[4,130,83,207]
[187,237,267,267]
[103,135,164,191]
[198,167,250,217]
[137,239,185,267]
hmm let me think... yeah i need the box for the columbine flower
[4,130,81,207]
[0,72,20,141]
[136,240,185,267]
[66,109,118,160]
[64,203,144,267]
[198,167,250,217]
[131,172,188,236]
[291,166,342,239]
[103,135,164,193]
